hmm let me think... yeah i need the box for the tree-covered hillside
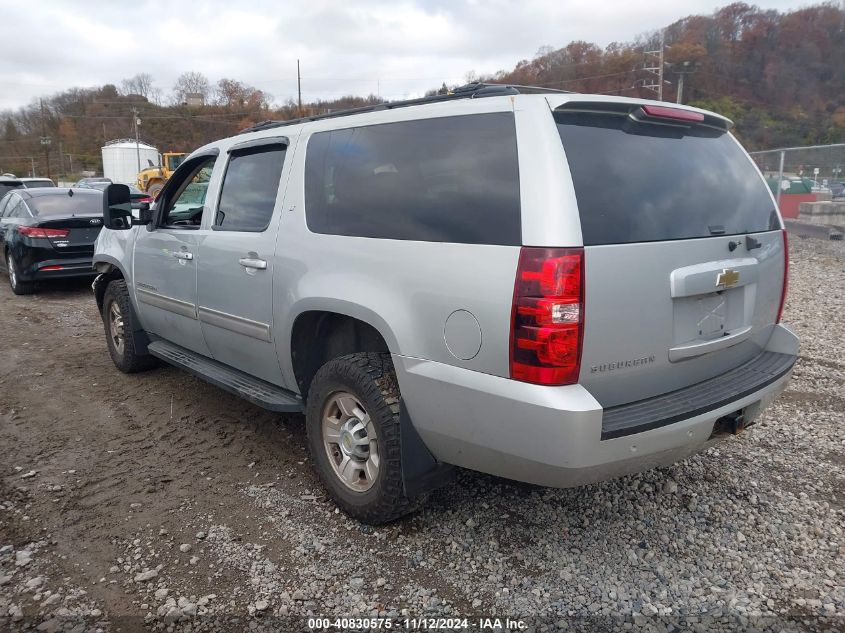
[1,2,843,178]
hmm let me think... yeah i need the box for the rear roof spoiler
[554,100,732,133]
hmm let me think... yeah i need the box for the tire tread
[306,352,416,524]
[102,280,157,374]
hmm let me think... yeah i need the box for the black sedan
[0,188,103,295]
[76,181,153,210]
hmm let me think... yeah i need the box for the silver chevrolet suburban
[93,84,798,524]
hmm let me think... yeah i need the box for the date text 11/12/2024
[307,617,528,630]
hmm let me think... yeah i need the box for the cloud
[0,0,802,110]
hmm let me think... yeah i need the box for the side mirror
[103,184,150,229]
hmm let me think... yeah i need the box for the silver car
[92,84,798,524]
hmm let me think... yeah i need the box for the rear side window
[27,193,101,216]
[304,113,521,245]
[215,145,286,232]
[556,111,779,245]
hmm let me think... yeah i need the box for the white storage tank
[101,139,159,185]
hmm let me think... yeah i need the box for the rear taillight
[510,247,584,385]
[776,229,789,323]
[18,226,70,238]
[138,196,153,204]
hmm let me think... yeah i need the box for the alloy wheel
[321,391,380,492]
[108,300,125,356]
[7,253,16,289]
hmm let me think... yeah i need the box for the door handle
[239,257,267,270]
[172,251,193,260]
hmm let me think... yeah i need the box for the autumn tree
[172,72,211,105]
[121,73,155,99]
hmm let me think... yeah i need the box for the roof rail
[239,83,574,134]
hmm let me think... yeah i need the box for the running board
[147,340,303,413]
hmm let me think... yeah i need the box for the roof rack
[240,83,574,134]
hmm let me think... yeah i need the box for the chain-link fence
[749,143,845,204]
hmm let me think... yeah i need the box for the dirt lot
[0,236,843,632]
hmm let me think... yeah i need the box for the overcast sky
[1,0,803,111]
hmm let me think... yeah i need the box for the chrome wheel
[108,300,125,356]
[322,392,379,493]
[7,253,16,288]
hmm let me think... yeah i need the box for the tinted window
[28,192,101,216]
[556,112,779,245]
[0,183,22,197]
[0,195,9,217]
[305,113,521,245]
[215,145,285,231]
[6,198,27,218]
[23,180,55,188]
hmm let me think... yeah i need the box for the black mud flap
[400,400,455,499]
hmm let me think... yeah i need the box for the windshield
[28,192,102,216]
[167,155,185,171]
[555,111,779,245]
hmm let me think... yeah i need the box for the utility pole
[297,59,303,116]
[643,30,666,100]
[39,99,51,179]
[132,106,141,176]
[674,61,696,104]
[30,157,36,178]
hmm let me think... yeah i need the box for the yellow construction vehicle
[136,152,186,198]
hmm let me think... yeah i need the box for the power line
[641,30,667,100]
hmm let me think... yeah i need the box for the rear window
[28,192,102,216]
[23,180,55,188]
[304,113,521,245]
[556,111,779,245]
[0,183,22,197]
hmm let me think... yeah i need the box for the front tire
[305,352,415,524]
[102,280,157,373]
[7,251,34,295]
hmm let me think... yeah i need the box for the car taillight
[776,229,789,323]
[510,247,584,385]
[18,226,70,238]
[138,196,153,204]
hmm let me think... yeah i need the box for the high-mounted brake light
[776,229,789,323]
[641,105,705,123]
[17,226,70,238]
[510,247,584,385]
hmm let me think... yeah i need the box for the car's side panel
[513,97,583,248]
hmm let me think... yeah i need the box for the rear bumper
[394,324,798,488]
[15,252,95,281]
[33,259,95,279]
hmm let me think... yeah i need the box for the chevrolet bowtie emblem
[716,268,740,288]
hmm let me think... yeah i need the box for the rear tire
[7,251,35,295]
[147,183,164,199]
[305,352,415,524]
[102,279,157,373]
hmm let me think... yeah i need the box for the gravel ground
[0,234,842,632]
